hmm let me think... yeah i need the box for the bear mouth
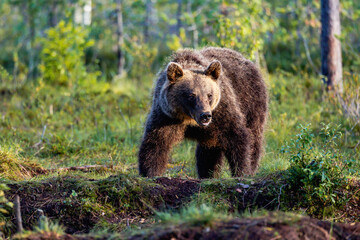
[198,119,211,127]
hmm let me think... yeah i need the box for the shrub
[124,36,158,84]
[38,21,100,88]
[282,124,354,214]
[215,0,276,61]
[0,64,25,93]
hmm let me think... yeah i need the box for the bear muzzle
[198,112,212,126]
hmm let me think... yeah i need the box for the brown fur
[138,47,268,178]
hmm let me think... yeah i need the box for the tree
[144,0,155,43]
[320,0,343,93]
[176,0,182,36]
[116,0,124,76]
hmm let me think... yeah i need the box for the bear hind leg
[224,127,252,177]
[196,145,224,179]
[250,135,263,173]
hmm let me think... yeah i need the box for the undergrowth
[0,147,45,180]
[156,204,231,227]
[282,123,356,216]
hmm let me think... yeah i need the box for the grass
[156,204,231,226]
[0,71,358,179]
[0,70,359,238]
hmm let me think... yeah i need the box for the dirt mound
[4,174,360,236]
[15,214,360,240]
[5,175,200,234]
[129,213,360,240]
[154,177,200,209]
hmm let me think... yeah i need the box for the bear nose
[200,112,212,123]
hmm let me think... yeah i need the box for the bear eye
[188,93,196,101]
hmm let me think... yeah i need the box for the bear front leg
[196,145,224,179]
[224,126,252,177]
[138,124,184,177]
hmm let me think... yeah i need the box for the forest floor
[4,166,360,240]
[1,74,359,239]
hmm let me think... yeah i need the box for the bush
[0,64,25,93]
[282,124,354,213]
[215,0,276,61]
[38,21,100,88]
[124,36,158,83]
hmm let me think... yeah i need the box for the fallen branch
[49,165,114,172]
[14,195,23,233]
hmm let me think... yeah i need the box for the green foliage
[215,0,276,60]
[283,124,354,212]
[156,204,230,227]
[0,64,25,93]
[124,37,158,82]
[0,1,360,238]
[33,216,65,235]
[38,20,100,88]
[0,65,12,91]
[0,184,13,234]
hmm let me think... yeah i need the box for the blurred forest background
[0,0,359,177]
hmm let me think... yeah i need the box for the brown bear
[138,47,268,178]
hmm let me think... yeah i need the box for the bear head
[159,61,222,127]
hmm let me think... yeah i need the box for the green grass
[0,72,359,180]
[156,204,231,226]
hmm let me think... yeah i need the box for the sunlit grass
[0,73,358,181]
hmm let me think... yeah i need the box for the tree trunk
[176,0,182,36]
[187,0,198,48]
[116,0,124,76]
[144,0,154,43]
[48,0,58,27]
[28,1,36,80]
[320,0,343,93]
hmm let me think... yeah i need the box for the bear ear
[166,62,184,83]
[205,61,221,80]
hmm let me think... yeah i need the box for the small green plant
[34,216,65,235]
[0,184,13,234]
[156,204,230,227]
[282,124,354,215]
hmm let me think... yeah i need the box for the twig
[298,31,321,75]
[49,165,114,172]
[354,140,360,152]
[14,195,23,233]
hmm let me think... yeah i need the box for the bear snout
[198,112,212,126]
